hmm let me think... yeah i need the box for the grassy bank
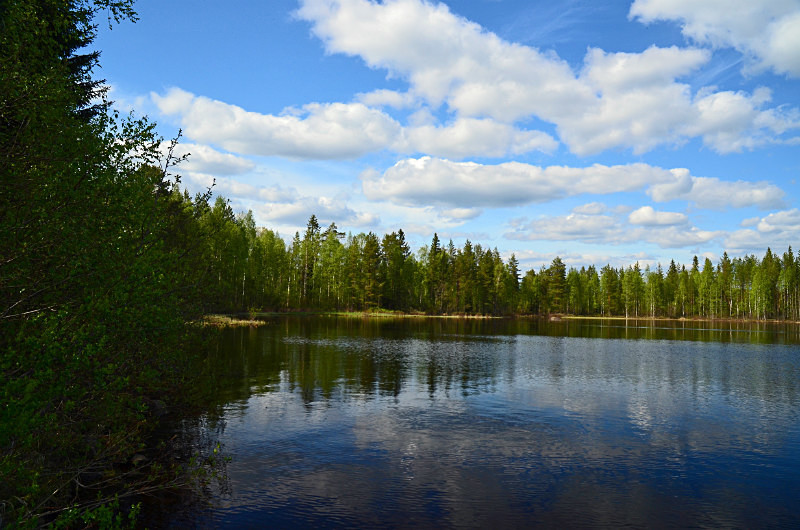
[204,311,800,327]
[204,310,506,324]
[202,315,269,327]
[558,314,800,325]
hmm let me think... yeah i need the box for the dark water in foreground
[160,317,800,528]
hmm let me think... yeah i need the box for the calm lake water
[158,317,800,528]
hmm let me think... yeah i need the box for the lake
[154,316,800,528]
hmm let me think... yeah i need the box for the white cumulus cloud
[629,206,688,226]
[257,195,380,228]
[183,172,297,203]
[440,207,483,221]
[506,207,721,249]
[356,89,417,108]
[362,157,700,209]
[153,87,401,159]
[297,0,800,155]
[648,175,785,210]
[757,208,800,232]
[400,118,557,158]
[508,213,619,242]
[725,209,800,253]
[165,142,255,176]
[630,0,800,77]
[152,87,554,160]
[572,202,608,215]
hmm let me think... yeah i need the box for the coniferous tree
[585,265,601,315]
[381,230,412,310]
[316,223,345,309]
[600,265,620,316]
[506,254,521,312]
[566,268,582,315]
[546,257,567,313]
[362,232,383,309]
[644,264,664,317]
[664,260,680,317]
[287,232,303,309]
[519,269,540,314]
[779,247,797,320]
[622,262,645,318]
[453,240,476,313]
[477,247,497,314]
[719,252,733,317]
[301,215,321,306]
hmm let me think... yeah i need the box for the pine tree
[520,269,540,314]
[302,214,321,306]
[566,268,582,315]
[547,257,567,313]
[362,232,383,309]
[600,265,619,316]
[719,252,733,317]
[663,261,678,317]
[317,223,345,309]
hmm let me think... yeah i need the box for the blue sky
[95,0,800,270]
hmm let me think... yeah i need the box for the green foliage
[52,497,141,529]
[1,0,215,525]
[381,230,413,311]
[193,209,799,321]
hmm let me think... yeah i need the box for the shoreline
[202,311,800,326]
[560,314,800,325]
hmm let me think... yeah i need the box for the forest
[1,0,798,526]
[193,201,800,322]
[1,0,214,526]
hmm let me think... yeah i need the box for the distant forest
[186,198,800,321]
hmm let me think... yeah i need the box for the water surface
[161,317,800,528]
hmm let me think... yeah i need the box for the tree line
[190,205,800,322]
